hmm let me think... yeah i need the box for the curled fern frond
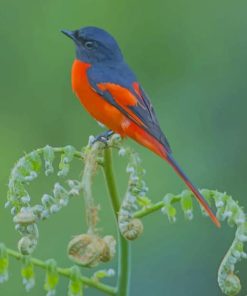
[133,189,246,295]
[2,136,246,296]
[6,146,84,255]
[117,147,148,240]
[67,234,116,268]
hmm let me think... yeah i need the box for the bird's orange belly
[71,59,166,158]
[71,59,128,136]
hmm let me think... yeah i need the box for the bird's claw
[91,130,114,145]
[92,135,109,144]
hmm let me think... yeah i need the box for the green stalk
[133,197,181,219]
[103,147,130,296]
[5,247,116,295]
[133,201,165,218]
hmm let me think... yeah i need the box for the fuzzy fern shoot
[1,135,246,296]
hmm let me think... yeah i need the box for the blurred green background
[1,0,247,295]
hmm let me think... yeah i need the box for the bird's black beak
[61,29,78,44]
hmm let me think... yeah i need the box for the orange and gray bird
[62,26,220,227]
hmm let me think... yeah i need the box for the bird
[61,26,220,227]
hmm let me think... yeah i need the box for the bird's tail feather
[166,154,220,227]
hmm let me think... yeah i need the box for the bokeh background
[1,0,247,295]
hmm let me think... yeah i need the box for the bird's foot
[92,130,114,144]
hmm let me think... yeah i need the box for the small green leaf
[92,268,115,281]
[180,191,193,220]
[44,259,59,295]
[58,146,76,177]
[137,196,151,207]
[68,266,83,296]
[43,145,55,176]
[21,257,35,291]
[162,204,176,223]
[0,244,9,283]
[27,151,42,172]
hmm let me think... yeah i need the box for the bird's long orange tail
[166,154,220,227]
[123,121,220,227]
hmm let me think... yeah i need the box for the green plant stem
[5,247,116,295]
[103,147,130,296]
[133,198,181,219]
[133,201,165,218]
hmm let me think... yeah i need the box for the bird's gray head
[61,26,123,64]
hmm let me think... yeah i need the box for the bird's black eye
[84,40,95,49]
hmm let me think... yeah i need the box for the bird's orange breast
[71,59,128,136]
[71,59,166,158]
